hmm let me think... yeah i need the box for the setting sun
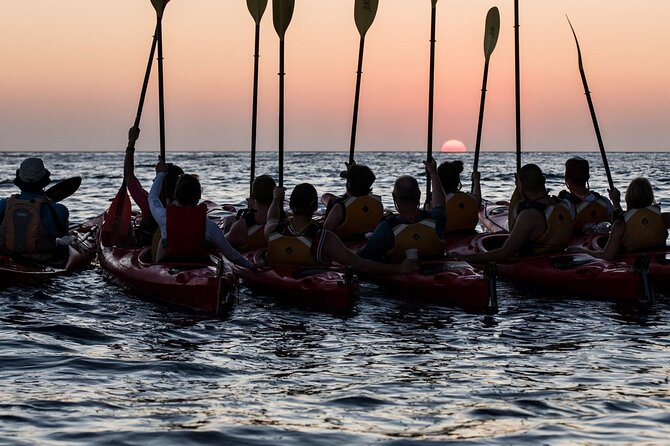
[440,139,468,153]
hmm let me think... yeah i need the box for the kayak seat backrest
[479,234,507,252]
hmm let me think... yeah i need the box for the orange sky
[1,0,669,152]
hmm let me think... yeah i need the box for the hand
[608,187,621,206]
[273,186,286,200]
[471,171,481,184]
[155,159,168,173]
[423,158,437,176]
[128,126,140,143]
[398,258,419,274]
[344,160,356,170]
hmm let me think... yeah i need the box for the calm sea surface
[1,151,670,445]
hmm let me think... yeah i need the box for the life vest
[334,194,383,239]
[559,190,610,233]
[266,220,322,267]
[0,195,60,260]
[385,212,443,263]
[235,208,267,252]
[621,206,667,253]
[159,203,210,263]
[519,197,575,256]
[444,191,479,233]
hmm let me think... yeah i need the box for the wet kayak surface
[1,151,670,445]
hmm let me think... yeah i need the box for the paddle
[100,183,133,248]
[150,0,171,161]
[44,177,82,202]
[514,0,521,174]
[567,16,615,191]
[424,0,438,208]
[273,0,295,187]
[472,7,500,182]
[247,0,269,194]
[348,0,379,165]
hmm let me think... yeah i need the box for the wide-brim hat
[13,157,51,191]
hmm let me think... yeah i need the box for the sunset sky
[1,1,668,152]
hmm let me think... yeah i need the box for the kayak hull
[234,250,358,311]
[478,200,509,233]
[0,216,99,287]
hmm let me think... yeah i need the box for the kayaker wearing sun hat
[0,157,69,261]
[558,156,613,234]
[321,161,383,241]
[455,164,575,263]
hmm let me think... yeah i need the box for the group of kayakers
[2,143,669,274]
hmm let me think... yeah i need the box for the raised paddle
[44,177,82,202]
[567,16,615,191]
[514,0,521,174]
[472,7,501,182]
[273,0,295,187]
[150,0,171,161]
[247,0,269,194]
[423,0,438,208]
[128,25,159,150]
[348,0,379,165]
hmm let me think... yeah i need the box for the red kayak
[0,216,99,287]
[98,184,237,314]
[447,233,652,304]
[360,259,496,313]
[233,249,359,312]
[478,199,509,233]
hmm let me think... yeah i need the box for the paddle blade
[150,0,170,18]
[247,0,268,24]
[354,0,379,37]
[483,7,500,60]
[273,0,295,39]
[566,16,585,72]
[432,0,438,6]
[44,177,81,202]
[100,183,133,248]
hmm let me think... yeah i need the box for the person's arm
[323,202,344,231]
[123,127,140,182]
[578,219,624,261]
[471,171,482,207]
[663,212,670,229]
[265,186,285,238]
[608,187,622,219]
[323,230,417,275]
[357,221,394,262]
[425,158,445,209]
[148,163,168,239]
[206,220,254,269]
[225,218,249,249]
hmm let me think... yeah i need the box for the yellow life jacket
[239,224,266,252]
[444,191,479,233]
[386,219,443,263]
[621,206,667,252]
[574,199,610,232]
[0,196,58,260]
[266,221,321,267]
[335,194,383,239]
[522,198,575,256]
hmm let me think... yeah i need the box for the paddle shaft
[278,38,285,187]
[514,0,521,174]
[349,36,365,165]
[250,22,261,193]
[133,25,159,131]
[426,2,437,204]
[157,16,166,161]
[472,59,490,175]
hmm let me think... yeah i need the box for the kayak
[98,184,238,314]
[232,249,359,312]
[359,259,496,313]
[99,245,237,314]
[479,199,509,233]
[0,216,99,287]
[447,233,652,304]
[575,233,670,295]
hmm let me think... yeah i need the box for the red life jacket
[159,203,210,263]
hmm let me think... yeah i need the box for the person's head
[625,177,655,209]
[345,164,376,197]
[565,156,590,186]
[161,163,185,204]
[437,160,464,193]
[517,164,546,195]
[392,175,421,208]
[289,183,318,217]
[174,174,201,207]
[251,175,276,206]
[13,157,51,192]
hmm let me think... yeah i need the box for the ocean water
[1,150,670,445]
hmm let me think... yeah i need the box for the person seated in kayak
[322,162,383,240]
[557,156,613,234]
[575,178,668,260]
[264,183,416,274]
[454,164,575,263]
[0,157,69,262]
[437,160,481,234]
[226,174,276,252]
[124,126,184,245]
[148,160,255,269]
[358,159,446,263]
